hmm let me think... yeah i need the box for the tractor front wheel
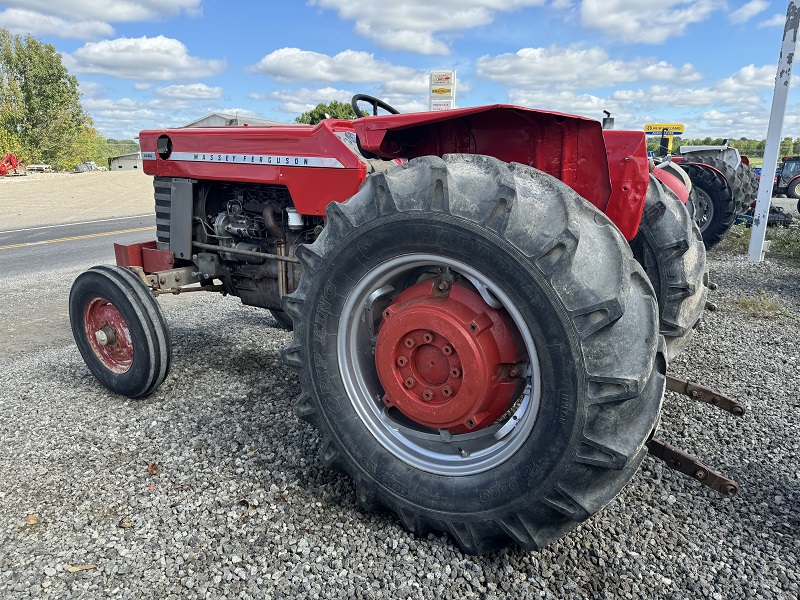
[282,155,665,554]
[69,265,171,397]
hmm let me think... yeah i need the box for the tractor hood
[352,104,612,212]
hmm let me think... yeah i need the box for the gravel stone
[0,243,798,599]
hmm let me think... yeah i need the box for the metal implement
[646,438,740,497]
[666,374,745,416]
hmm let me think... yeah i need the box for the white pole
[749,2,800,262]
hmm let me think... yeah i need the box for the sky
[0,0,796,141]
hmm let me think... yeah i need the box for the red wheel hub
[84,297,133,374]
[375,281,525,432]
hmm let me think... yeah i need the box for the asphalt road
[0,215,157,365]
[0,214,156,278]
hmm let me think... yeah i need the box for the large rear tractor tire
[737,162,758,211]
[630,176,708,361]
[282,155,665,554]
[789,179,800,199]
[269,309,294,331]
[69,266,171,397]
[682,162,736,249]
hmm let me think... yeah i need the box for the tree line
[646,136,800,158]
[0,28,136,169]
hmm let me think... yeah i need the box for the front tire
[282,155,665,554]
[69,266,171,397]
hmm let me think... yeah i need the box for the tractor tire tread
[283,154,665,554]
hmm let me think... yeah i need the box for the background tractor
[70,96,737,555]
[672,142,759,248]
[772,155,800,215]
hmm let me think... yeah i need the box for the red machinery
[69,97,739,555]
[0,152,21,176]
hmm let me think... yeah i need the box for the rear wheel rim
[84,297,133,374]
[695,187,714,232]
[337,253,542,476]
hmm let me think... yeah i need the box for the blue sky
[0,0,795,140]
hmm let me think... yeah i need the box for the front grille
[153,176,172,250]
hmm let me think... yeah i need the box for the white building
[182,113,286,128]
[109,152,142,170]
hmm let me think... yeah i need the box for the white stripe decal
[150,151,344,168]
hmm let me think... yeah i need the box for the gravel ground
[0,248,798,599]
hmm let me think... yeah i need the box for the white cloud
[715,64,776,92]
[580,0,719,44]
[219,108,258,118]
[78,80,106,100]
[248,48,418,84]
[310,0,546,54]
[0,1,202,41]
[759,13,786,28]
[256,87,354,114]
[0,9,113,39]
[133,82,152,91]
[156,83,223,99]
[729,0,769,24]
[0,0,201,22]
[68,36,226,81]
[509,88,616,116]
[476,46,701,88]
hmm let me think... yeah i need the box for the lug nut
[404,377,416,389]
[438,280,451,291]
[422,389,434,401]
[450,366,461,379]
[404,337,416,349]
[509,367,520,377]
[397,356,408,367]
[442,385,453,397]
[442,344,453,356]
[423,332,434,344]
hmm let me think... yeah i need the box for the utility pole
[749,1,799,262]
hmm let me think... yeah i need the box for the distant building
[182,113,286,128]
[110,152,142,170]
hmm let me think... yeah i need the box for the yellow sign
[644,123,684,135]
[431,87,452,95]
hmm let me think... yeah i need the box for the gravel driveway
[0,175,798,598]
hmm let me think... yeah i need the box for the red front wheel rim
[84,297,134,374]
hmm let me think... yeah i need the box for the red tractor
[70,96,739,554]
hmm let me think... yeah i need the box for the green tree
[295,100,356,125]
[780,136,793,156]
[0,27,93,167]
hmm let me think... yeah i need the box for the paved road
[0,214,155,279]
[0,215,157,364]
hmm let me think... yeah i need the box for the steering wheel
[351,94,401,118]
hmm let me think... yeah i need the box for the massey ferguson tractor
[69,96,743,555]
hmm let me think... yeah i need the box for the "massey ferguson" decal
[145,151,344,168]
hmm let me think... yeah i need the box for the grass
[716,222,800,265]
[767,223,800,263]
[730,290,792,319]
